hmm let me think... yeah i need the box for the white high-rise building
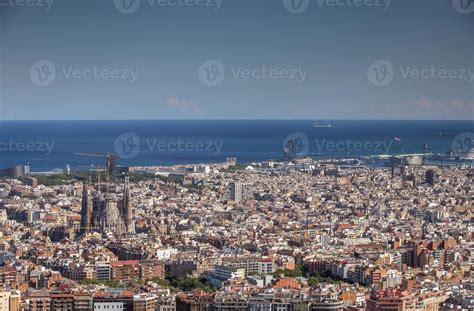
[230,182,243,203]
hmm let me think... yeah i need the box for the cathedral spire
[80,181,92,235]
[122,177,135,234]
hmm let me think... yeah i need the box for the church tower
[80,182,92,235]
[122,177,135,234]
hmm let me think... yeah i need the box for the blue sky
[0,0,473,120]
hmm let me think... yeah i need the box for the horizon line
[0,119,473,122]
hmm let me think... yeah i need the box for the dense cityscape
[0,154,472,311]
[2,0,473,309]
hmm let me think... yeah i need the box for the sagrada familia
[79,177,135,237]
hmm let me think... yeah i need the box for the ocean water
[0,120,472,171]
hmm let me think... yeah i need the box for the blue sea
[0,120,472,171]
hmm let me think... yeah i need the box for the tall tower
[229,182,243,203]
[426,169,436,186]
[80,182,92,235]
[423,143,429,154]
[122,177,135,234]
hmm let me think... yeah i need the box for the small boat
[314,121,332,128]
[394,137,402,142]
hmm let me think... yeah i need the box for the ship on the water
[314,121,332,128]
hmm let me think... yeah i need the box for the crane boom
[75,152,106,157]
[75,152,121,193]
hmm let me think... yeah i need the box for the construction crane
[75,152,120,193]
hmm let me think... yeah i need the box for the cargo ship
[314,121,332,128]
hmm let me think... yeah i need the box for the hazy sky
[0,0,473,120]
